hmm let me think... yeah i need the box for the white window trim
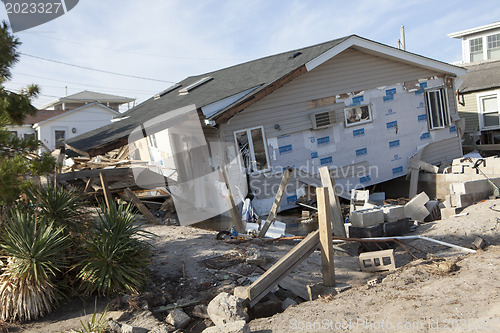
[477,91,500,131]
[425,87,450,130]
[466,33,500,62]
[233,126,271,175]
[344,104,373,128]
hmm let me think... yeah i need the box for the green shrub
[76,202,153,295]
[0,208,68,321]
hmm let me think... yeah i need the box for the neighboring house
[40,90,135,112]
[8,102,121,152]
[449,22,500,150]
[67,35,466,217]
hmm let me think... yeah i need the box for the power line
[19,52,176,83]
[11,72,158,93]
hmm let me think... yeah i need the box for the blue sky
[1,0,500,110]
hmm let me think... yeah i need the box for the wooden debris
[218,167,245,234]
[124,188,160,224]
[258,167,293,238]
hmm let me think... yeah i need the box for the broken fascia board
[305,35,467,76]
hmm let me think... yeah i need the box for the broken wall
[219,49,463,215]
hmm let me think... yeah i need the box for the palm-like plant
[0,208,68,321]
[77,202,153,295]
[27,185,83,233]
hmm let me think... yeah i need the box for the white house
[449,23,500,150]
[8,102,121,152]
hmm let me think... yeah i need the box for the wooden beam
[58,167,136,182]
[316,187,335,287]
[124,188,160,224]
[218,167,245,234]
[258,167,293,238]
[84,177,94,193]
[318,166,346,238]
[247,230,320,307]
[99,172,113,209]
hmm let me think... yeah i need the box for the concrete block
[451,165,463,174]
[443,195,452,208]
[440,207,457,220]
[453,193,474,208]
[383,218,411,237]
[351,189,369,201]
[166,309,191,330]
[359,249,396,272]
[404,192,430,221]
[463,166,477,174]
[349,223,384,238]
[350,209,384,228]
[381,205,405,222]
[472,237,487,250]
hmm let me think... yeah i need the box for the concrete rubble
[207,292,249,327]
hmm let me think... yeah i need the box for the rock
[192,304,209,319]
[166,309,191,329]
[107,319,121,333]
[149,324,170,333]
[281,298,297,311]
[207,292,249,327]
[202,320,250,333]
[120,323,148,333]
[245,247,267,266]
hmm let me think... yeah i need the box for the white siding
[37,104,118,151]
[221,48,437,141]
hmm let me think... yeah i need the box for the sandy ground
[11,198,500,332]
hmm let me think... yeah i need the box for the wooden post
[124,188,160,224]
[218,167,245,234]
[316,187,335,287]
[258,167,293,238]
[99,172,113,209]
[318,166,346,238]
[247,229,320,307]
[84,177,94,193]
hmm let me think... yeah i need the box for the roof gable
[33,102,119,127]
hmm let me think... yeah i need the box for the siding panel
[221,48,437,141]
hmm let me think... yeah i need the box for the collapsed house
[65,35,467,224]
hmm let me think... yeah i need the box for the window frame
[477,91,500,130]
[344,104,373,128]
[54,130,66,149]
[424,87,451,130]
[487,33,500,60]
[469,37,483,62]
[233,126,271,175]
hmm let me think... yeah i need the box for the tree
[0,21,54,205]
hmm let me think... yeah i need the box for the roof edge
[448,22,500,38]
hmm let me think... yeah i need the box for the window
[344,105,372,128]
[23,133,36,140]
[470,37,483,62]
[488,33,500,60]
[478,93,499,129]
[425,88,450,130]
[234,126,270,173]
[55,130,65,149]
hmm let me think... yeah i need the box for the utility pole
[399,25,406,51]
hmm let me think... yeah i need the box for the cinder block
[404,192,430,221]
[451,165,463,174]
[472,236,487,250]
[462,166,477,174]
[477,167,496,175]
[440,207,457,220]
[350,209,384,228]
[359,249,396,272]
[351,189,369,201]
[381,205,406,222]
[443,195,452,208]
[453,193,474,208]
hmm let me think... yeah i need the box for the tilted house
[66,35,466,218]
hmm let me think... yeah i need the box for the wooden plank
[84,177,94,193]
[247,230,320,307]
[58,167,135,181]
[316,187,335,287]
[99,172,113,209]
[124,188,160,224]
[258,167,293,238]
[319,166,347,237]
[218,167,245,233]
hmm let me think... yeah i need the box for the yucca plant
[26,185,83,233]
[0,208,68,321]
[76,202,153,295]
